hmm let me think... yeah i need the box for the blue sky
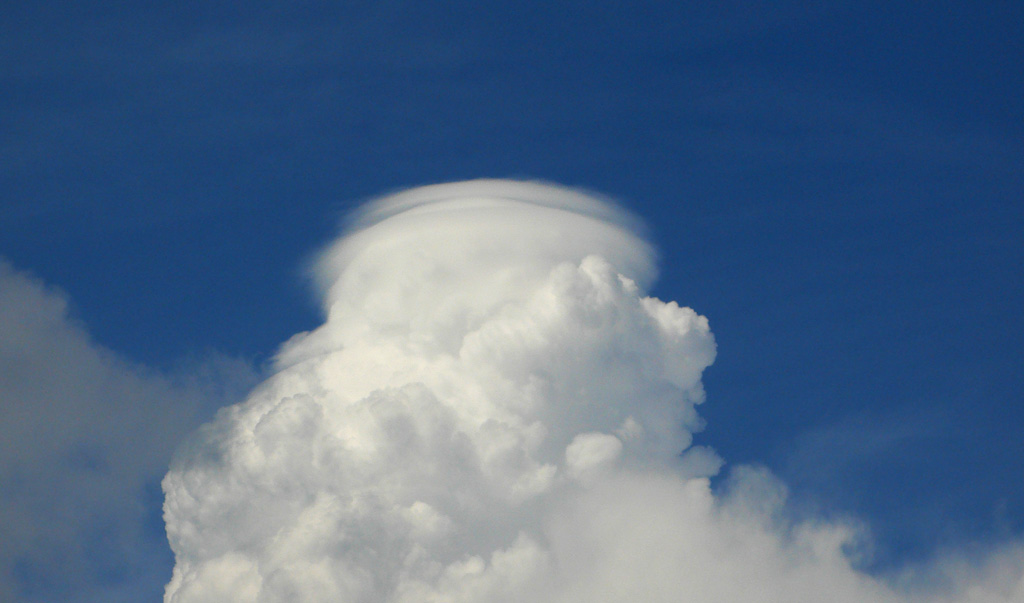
[2,2,1022,600]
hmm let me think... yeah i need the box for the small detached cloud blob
[162,180,1024,603]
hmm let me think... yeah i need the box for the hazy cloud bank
[0,261,256,601]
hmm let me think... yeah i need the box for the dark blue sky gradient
[3,0,1022,583]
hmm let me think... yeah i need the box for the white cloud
[162,180,1024,602]
[0,261,255,602]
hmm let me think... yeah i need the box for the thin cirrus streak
[162,180,1024,602]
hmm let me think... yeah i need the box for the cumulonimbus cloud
[161,180,1024,602]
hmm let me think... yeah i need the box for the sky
[1,2,1023,601]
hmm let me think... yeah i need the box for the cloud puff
[162,180,1024,602]
[0,261,255,602]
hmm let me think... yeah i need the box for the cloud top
[288,180,656,365]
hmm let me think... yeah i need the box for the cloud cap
[299,180,656,359]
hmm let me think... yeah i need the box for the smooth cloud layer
[162,180,1024,602]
